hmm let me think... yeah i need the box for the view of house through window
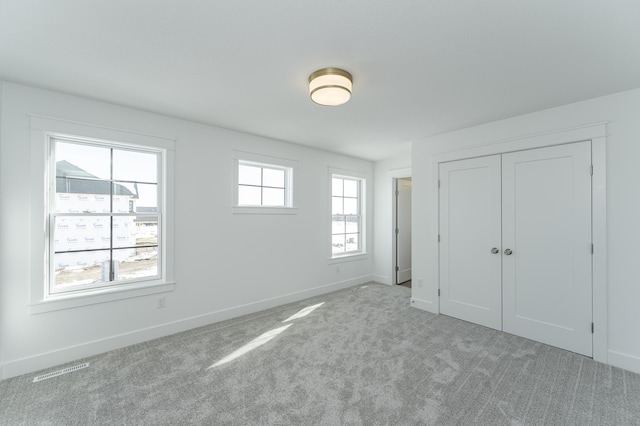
[238,161,289,206]
[50,138,161,295]
[331,175,362,255]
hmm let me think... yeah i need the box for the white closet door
[439,155,502,330]
[502,142,592,356]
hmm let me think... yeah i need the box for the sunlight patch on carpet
[208,324,293,369]
[282,302,324,323]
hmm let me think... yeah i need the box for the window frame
[237,161,290,207]
[28,116,175,314]
[48,136,163,296]
[232,151,298,215]
[329,168,368,261]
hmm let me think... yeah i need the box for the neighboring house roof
[56,160,136,197]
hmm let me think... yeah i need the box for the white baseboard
[1,275,373,380]
[371,274,390,285]
[410,297,436,314]
[608,350,640,375]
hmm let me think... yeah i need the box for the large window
[49,136,162,295]
[331,175,364,256]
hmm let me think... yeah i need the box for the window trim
[237,161,290,207]
[48,136,163,296]
[232,151,298,215]
[28,115,175,314]
[328,168,368,261]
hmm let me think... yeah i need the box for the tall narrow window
[331,175,363,255]
[49,137,162,295]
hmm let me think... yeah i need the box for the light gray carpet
[1,283,639,425]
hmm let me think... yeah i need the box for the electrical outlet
[336,265,340,273]
[157,296,166,309]
[417,279,424,288]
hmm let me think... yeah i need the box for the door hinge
[395,190,400,196]
[438,180,441,188]
[438,234,441,242]
[591,322,594,334]
[591,243,594,254]
[395,266,400,272]
[590,165,593,176]
[395,228,399,234]
[438,289,441,297]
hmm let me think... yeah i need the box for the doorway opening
[394,177,412,287]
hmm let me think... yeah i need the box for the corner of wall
[608,350,640,375]
[371,274,391,285]
[0,78,5,375]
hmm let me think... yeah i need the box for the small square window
[237,162,290,207]
[233,153,297,214]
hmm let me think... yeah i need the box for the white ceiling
[1,1,639,161]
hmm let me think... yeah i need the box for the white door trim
[389,168,412,286]
[396,178,412,284]
[432,122,607,364]
[591,136,607,362]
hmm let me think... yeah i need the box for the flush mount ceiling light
[308,68,353,106]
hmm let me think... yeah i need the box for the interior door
[502,142,592,356]
[439,156,502,330]
[396,178,412,284]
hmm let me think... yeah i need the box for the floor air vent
[32,362,89,383]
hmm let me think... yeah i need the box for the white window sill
[28,281,175,314]
[327,253,369,264]
[232,206,298,215]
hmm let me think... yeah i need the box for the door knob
[504,249,513,255]
[491,247,499,254]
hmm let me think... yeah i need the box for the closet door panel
[502,142,592,356]
[439,155,502,330]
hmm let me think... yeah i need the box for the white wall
[0,79,3,372]
[0,82,374,379]
[412,88,640,374]
[372,155,411,285]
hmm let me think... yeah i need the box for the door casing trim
[432,122,607,363]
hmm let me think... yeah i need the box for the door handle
[504,249,513,255]
[491,247,499,254]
